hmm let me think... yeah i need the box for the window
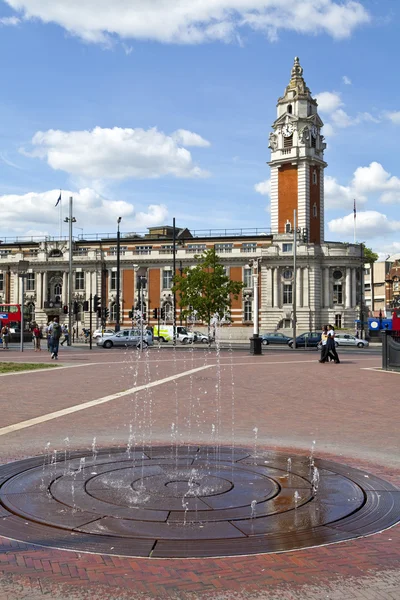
[49,249,62,258]
[187,244,206,253]
[283,284,293,305]
[26,249,39,257]
[215,243,233,253]
[0,273,4,291]
[283,269,293,280]
[110,272,118,290]
[333,270,343,280]
[0,250,10,258]
[110,303,117,321]
[335,314,342,328]
[75,247,88,256]
[26,302,35,322]
[109,246,127,256]
[241,243,257,253]
[364,268,371,275]
[282,243,293,253]
[164,302,173,321]
[26,273,35,291]
[75,272,84,290]
[287,104,292,114]
[243,267,252,288]
[162,270,173,289]
[311,136,316,148]
[283,135,293,148]
[244,300,252,322]
[333,284,343,305]
[135,245,152,255]
[312,203,318,218]
[312,171,318,185]
[76,303,83,322]
[160,245,173,254]
[54,283,62,296]
[285,222,291,233]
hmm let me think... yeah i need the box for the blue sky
[0,0,399,257]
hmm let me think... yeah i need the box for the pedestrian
[60,325,69,346]
[33,324,41,351]
[327,324,340,364]
[1,324,10,350]
[48,319,62,360]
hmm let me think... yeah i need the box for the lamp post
[115,217,122,332]
[249,258,262,355]
[172,217,176,346]
[64,196,76,346]
[292,209,297,350]
[17,260,30,352]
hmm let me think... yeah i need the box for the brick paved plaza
[0,345,399,599]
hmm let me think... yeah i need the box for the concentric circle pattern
[0,447,398,558]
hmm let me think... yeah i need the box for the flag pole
[59,190,62,239]
[353,198,357,244]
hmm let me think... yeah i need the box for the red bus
[0,304,31,340]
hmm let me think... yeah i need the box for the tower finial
[291,56,303,79]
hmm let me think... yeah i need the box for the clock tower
[268,57,327,244]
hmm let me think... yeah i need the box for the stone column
[303,267,309,307]
[36,272,42,308]
[266,267,273,307]
[13,272,19,305]
[296,267,302,308]
[62,272,68,305]
[273,268,280,308]
[345,268,352,308]
[351,268,357,307]
[324,268,330,308]
[43,271,48,306]
[85,271,91,300]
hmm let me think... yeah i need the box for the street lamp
[115,217,122,332]
[249,258,262,355]
[17,260,30,352]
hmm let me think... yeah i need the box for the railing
[382,330,400,372]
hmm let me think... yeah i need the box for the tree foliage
[364,246,379,264]
[172,247,244,327]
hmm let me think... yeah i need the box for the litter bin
[250,335,262,355]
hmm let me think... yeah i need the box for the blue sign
[0,314,8,319]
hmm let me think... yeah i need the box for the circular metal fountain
[0,446,398,558]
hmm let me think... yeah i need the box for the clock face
[311,125,318,138]
[282,123,294,137]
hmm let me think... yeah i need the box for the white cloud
[254,179,270,196]
[23,126,210,180]
[352,162,400,204]
[4,0,370,45]
[342,76,352,85]
[0,15,20,26]
[0,188,168,235]
[385,111,400,125]
[324,175,359,209]
[172,129,210,147]
[328,211,400,238]
[315,91,343,113]
[322,123,335,137]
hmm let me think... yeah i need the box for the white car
[93,328,115,339]
[334,334,369,348]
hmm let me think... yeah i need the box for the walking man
[1,324,9,350]
[60,325,69,346]
[48,319,62,360]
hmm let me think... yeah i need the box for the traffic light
[63,305,68,314]
[153,308,158,319]
[93,295,100,312]
[160,306,165,320]
[104,307,109,320]
[73,301,78,315]
[83,300,89,312]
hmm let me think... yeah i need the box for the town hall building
[0,58,363,339]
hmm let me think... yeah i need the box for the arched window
[49,249,63,258]
[312,203,318,218]
[287,104,292,114]
[312,170,318,185]
[77,303,83,322]
[54,283,62,296]
[283,135,293,148]
[244,300,252,322]
[26,302,35,323]
[285,222,291,234]
[164,301,173,321]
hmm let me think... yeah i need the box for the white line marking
[0,364,215,437]
[361,367,400,375]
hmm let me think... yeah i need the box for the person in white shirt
[326,324,340,364]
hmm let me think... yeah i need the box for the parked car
[193,331,209,343]
[97,329,153,349]
[261,332,292,345]
[334,333,369,348]
[93,328,115,339]
[288,332,323,349]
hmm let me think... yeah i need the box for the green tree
[364,246,379,315]
[172,247,244,338]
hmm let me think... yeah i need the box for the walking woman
[327,324,340,364]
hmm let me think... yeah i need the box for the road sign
[0,314,7,319]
